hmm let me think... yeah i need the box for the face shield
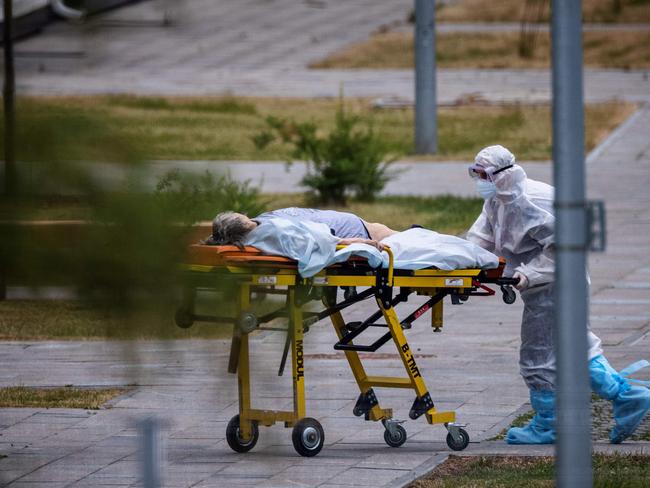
[468,163,514,181]
[468,164,489,180]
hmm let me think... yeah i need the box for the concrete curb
[478,403,532,442]
[389,452,449,488]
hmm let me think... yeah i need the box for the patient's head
[206,212,257,248]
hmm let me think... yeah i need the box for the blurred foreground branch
[0,107,261,334]
[3,0,16,197]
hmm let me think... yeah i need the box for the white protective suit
[466,145,602,390]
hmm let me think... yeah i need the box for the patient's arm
[338,237,385,251]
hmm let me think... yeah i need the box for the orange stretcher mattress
[185,244,507,279]
[187,245,295,266]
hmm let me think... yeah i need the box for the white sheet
[380,228,500,270]
[245,217,499,277]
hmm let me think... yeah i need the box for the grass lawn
[434,0,650,23]
[0,386,128,409]
[311,31,650,70]
[409,453,650,487]
[0,299,235,340]
[0,97,635,161]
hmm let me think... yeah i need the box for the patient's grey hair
[206,211,251,249]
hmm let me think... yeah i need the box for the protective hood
[492,164,527,203]
[474,144,515,171]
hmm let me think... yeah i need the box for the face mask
[475,179,497,199]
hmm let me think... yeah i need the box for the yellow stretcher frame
[177,244,515,457]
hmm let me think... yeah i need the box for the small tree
[253,101,397,205]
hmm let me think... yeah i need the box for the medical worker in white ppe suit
[466,144,650,444]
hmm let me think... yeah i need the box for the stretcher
[176,244,517,457]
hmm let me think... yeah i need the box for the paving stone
[288,455,362,468]
[0,470,33,486]
[327,467,409,486]
[356,453,433,470]
[73,473,139,486]
[67,482,132,488]
[263,464,345,486]
[0,411,38,429]
[2,483,69,488]
[193,474,270,487]
[11,465,95,483]
[218,458,296,477]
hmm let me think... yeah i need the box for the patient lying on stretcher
[205,207,499,277]
[205,208,395,251]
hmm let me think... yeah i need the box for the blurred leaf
[0,112,263,332]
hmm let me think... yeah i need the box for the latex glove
[513,271,529,291]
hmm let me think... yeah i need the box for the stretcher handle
[497,276,520,286]
[334,243,394,284]
[384,246,394,284]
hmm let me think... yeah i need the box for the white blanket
[245,217,499,277]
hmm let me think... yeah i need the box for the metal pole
[3,0,16,197]
[140,417,162,488]
[414,0,437,154]
[551,1,593,487]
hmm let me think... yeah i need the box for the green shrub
[253,102,397,204]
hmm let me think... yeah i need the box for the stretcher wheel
[238,312,258,334]
[502,286,517,304]
[226,415,259,453]
[292,417,324,457]
[383,424,407,448]
[446,428,469,451]
[352,404,365,417]
[174,307,194,329]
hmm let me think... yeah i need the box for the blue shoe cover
[589,355,650,444]
[506,389,556,444]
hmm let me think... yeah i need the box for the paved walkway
[10,0,412,73]
[7,0,649,102]
[1,105,649,487]
[13,65,650,103]
[201,159,552,197]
